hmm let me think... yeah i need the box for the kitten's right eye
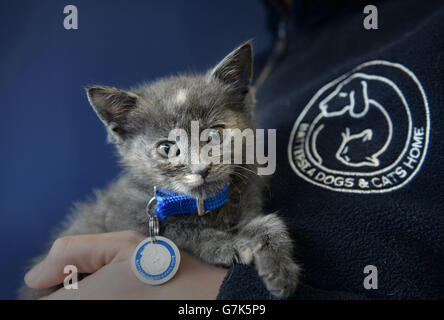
[157,142,179,158]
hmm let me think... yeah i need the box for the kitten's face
[86,42,254,197]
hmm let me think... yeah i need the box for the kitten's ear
[209,41,253,95]
[85,85,138,139]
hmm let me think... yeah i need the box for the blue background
[0,0,270,299]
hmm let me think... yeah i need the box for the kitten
[20,42,300,299]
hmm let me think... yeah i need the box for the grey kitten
[20,42,300,299]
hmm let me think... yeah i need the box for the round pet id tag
[131,236,181,285]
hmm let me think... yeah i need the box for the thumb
[24,230,145,289]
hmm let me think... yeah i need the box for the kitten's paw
[236,241,263,264]
[258,260,300,298]
[235,239,300,298]
[235,241,254,264]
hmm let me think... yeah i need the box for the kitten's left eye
[157,142,179,158]
[206,127,224,144]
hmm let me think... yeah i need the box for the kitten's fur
[20,42,300,299]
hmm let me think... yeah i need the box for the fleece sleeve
[216,264,367,300]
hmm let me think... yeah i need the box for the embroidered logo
[288,61,430,193]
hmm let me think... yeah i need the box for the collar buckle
[196,198,210,216]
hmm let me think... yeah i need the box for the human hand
[24,231,228,299]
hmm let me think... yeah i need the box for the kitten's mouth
[181,173,226,198]
[184,173,205,187]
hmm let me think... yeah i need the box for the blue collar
[154,183,229,221]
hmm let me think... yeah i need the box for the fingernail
[24,262,43,287]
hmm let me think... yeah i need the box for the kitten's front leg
[165,225,239,268]
[235,213,301,298]
[164,215,300,298]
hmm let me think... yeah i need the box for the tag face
[131,236,181,285]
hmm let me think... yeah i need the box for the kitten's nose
[191,164,211,179]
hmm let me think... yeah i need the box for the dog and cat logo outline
[288,60,430,193]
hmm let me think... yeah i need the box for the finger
[24,230,145,289]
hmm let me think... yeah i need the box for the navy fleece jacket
[217,0,444,300]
